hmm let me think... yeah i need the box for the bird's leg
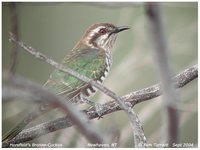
[94,103,104,119]
[80,95,95,106]
[80,95,104,119]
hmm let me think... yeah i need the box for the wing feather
[43,48,106,101]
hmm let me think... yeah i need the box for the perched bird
[3,23,129,143]
[43,23,129,104]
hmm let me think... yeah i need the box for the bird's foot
[80,96,95,106]
[81,96,105,119]
[94,103,104,119]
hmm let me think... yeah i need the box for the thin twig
[3,75,104,147]
[3,64,197,146]
[128,109,146,147]
[9,3,19,75]
[145,3,180,146]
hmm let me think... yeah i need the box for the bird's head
[81,23,129,51]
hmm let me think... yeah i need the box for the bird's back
[43,46,111,103]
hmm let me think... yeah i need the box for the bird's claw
[95,103,104,119]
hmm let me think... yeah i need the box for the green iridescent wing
[44,48,106,100]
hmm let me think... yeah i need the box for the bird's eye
[99,28,107,34]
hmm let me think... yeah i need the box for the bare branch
[145,3,180,146]
[128,109,146,148]
[2,75,104,147]
[9,3,19,75]
[3,64,197,146]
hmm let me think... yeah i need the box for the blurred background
[2,2,198,147]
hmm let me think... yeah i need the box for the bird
[43,23,129,104]
[3,23,129,143]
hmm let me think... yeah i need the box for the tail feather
[2,102,53,143]
[3,120,28,142]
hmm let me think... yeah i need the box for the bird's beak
[115,26,130,33]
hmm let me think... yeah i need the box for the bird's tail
[2,102,53,144]
[3,118,29,143]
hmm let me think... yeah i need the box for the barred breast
[83,54,112,98]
